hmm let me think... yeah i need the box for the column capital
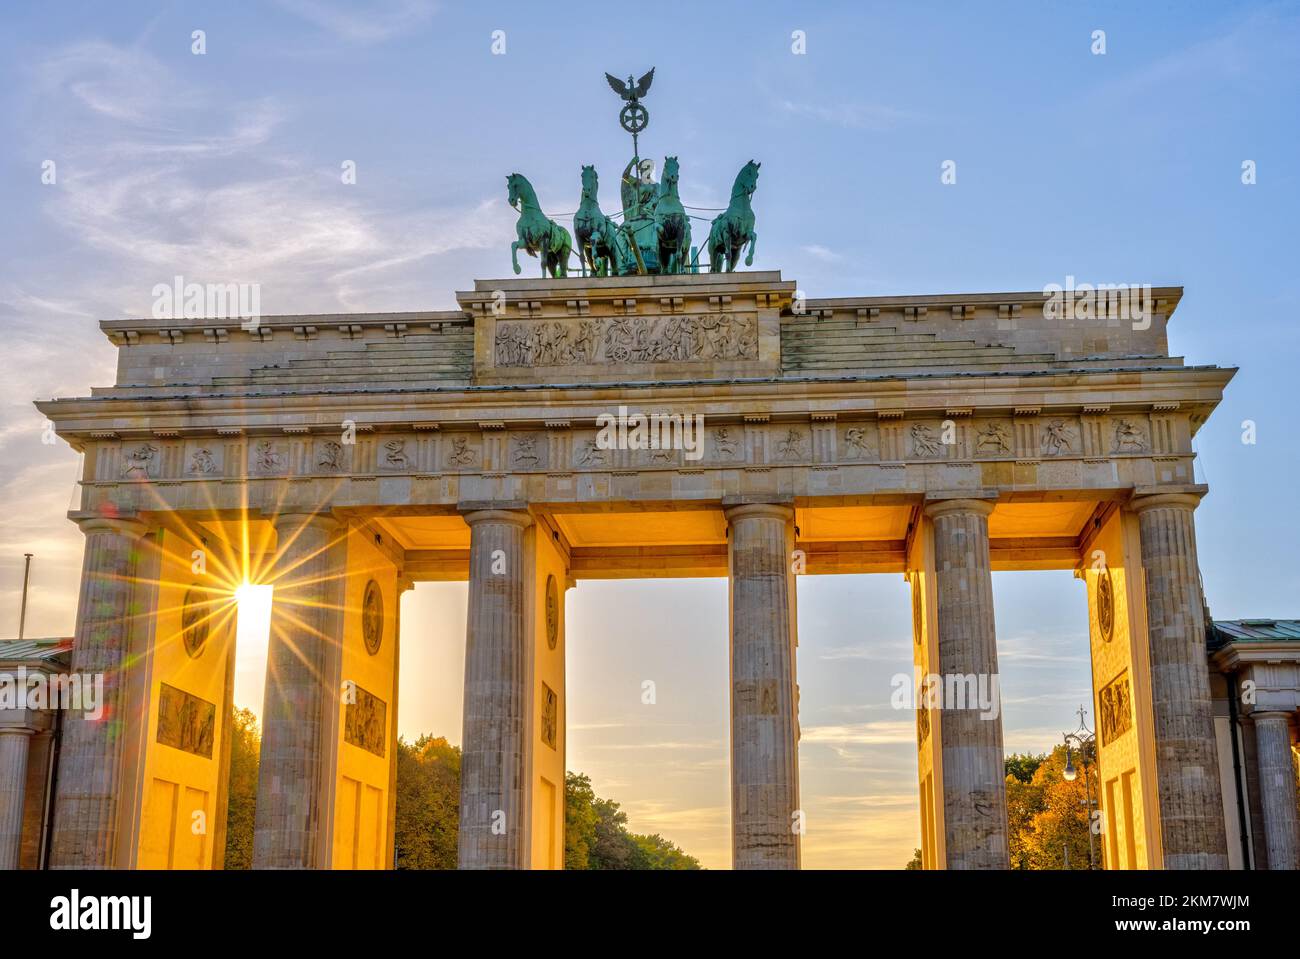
[1129,484,1208,514]
[67,510,149,539]
[1249,710,1295,724]
[723,503,794,524]
[461,508,533,529]
[923,496,996,520]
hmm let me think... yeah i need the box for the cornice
[33,365,1236,440]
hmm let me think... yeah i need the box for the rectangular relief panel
[156,682,216,758]
[1098,671,1134,746]
[343,684,388,758]
[540,682,558,750]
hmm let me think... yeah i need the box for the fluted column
[253,513,345,869]
[458,509,532,869]
[0,727,34,869]
[1132,492,1228,868]
[1251,711,1299,870]
[49,512,148,869]
[725,503,800,870]
[924,498,1009,870]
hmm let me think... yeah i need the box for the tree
[904,848,922,870]
[394,735,461,869]
[225,725,699,870]
[222,707,260,869]
[1005,752,1045,785]
[564,771,600,869]
[629,832,701,870]
[1005,751,1048,870]
[564,771,701,870]
[1006,744,1096,869]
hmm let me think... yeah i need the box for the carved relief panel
[494,313,758,367]
[1098,671,1133,745]
[156,682,216,758]
[442,434,481,471]
[1109,416,1149,454]
[972,419,1013,457]
[185,443,222,476]
[540,682,558,750]
[840,423,879,461]
[344,684,388,758]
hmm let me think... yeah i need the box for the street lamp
[1061,704,1098,869]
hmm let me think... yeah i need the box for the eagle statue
[605,68,654,102]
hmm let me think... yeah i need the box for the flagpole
[18,552,33,640]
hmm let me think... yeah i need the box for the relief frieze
[94,407,1184,494]
[494,313,758,367]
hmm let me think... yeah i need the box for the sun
[232,582,274,713]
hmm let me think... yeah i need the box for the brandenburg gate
[22,68,1259,871]
[33,269,1238,870]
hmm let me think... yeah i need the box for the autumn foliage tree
[393,735,461,869]
[1005,744,1096,869]
[222,707,260,870]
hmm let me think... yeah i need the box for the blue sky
[2,1,1298,867]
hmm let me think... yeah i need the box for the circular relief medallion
[1097,568,1115,643]
[181,585,209,659]
[362,580,384,655]
[545,575,559,650]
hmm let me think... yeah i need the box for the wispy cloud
[24,40,507,318]
[273,0,437,44]
[801,721,916,746]
[775,97,914,131]
[802,244,843,263]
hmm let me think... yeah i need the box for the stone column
[0,727,34,869]
[253,513,344,869]
[725,503,800,870]
[50,512,148,869]
[458,509,532,869]
[924,497,1009,870]
[1251,711,1299,870]
[1132,492,1228,868]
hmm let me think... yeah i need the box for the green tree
[223,727,700,870]
[628,832,702,870]
[564,771,600,869]
[394,735,461,869]
[904,848,922,870]
[590,792,638,868]
[564,771,701,870]
[1005,752,1045,784]
[222,707,260,870]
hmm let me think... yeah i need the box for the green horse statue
[507,173,572,278]
[654,156,691,275]
[574,165,625,277]
[706,160,760,273]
